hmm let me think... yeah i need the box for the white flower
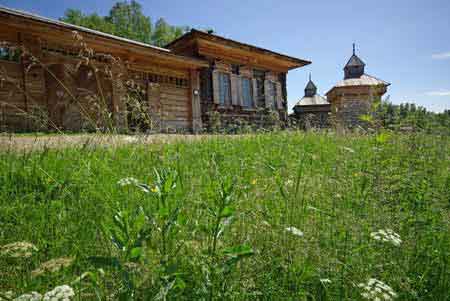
[320,278,332,284]
[285,179,294,187]
[370,229,402,246]
[14,292,42,301]
[358,278,397,301]
[43,285,74,301]
[285,226,304,237]
[117,177,139,187]
[0,242,38,258]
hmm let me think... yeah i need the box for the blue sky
[1,0,450,112]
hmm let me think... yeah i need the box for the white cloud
[431,52,450,60]
[425,90,450,96]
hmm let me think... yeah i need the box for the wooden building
[0,7,310,132]
[326,45,389,127]
[291,75,330,128]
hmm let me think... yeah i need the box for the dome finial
[353,43,356,55]
[309,72,311,81]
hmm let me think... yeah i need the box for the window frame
[270,81,277,109]
[0,47,20,63]
[218,72,231,107]
[253,69,266,107]
[241,77,253,108]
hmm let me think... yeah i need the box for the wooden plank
[251,79,258,108]
[230,74,239,106]
[264,79,271,108]
[276,82,283,109]
[190,69,202,132]
[212,70,220,104]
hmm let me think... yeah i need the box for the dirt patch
[0,133,225,151]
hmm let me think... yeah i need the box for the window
[270,81,277,108]
[200,68,213,101]
[218,72,231,106]
[231,64,240,75]
[0,47,20,62]
[241,77,253,108]
[253,69,266,107]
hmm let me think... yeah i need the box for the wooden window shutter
[251,78,258,108]
[276,82,283,109]
[212,70,220,104]
[264,79,272,108]
[230,74,239,106]
[237,77,244,106]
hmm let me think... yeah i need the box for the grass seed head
[31,257,74,277]
[0,242,38,258]
[14,292,42,301]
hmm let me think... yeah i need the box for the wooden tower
[326,44,390,127]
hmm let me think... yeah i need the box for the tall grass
[0,131,449,300]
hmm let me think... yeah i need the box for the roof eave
[0,6,208,68]
[167,29,311,70]
[326,82,390,96]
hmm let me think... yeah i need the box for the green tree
[60,9,115,34]
[60,1,188,46]
[152,18,188,47]
[106,0,152,44]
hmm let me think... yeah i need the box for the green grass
[1,131,449,300]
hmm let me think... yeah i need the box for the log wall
[0,28,196,133]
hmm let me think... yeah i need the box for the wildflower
[31,257,74,277]
[0,242,38,258]
[151,186,159,193]
[250,179,257,185]
[358,278,397,300]
[370,229,402,246]
[117,177,139,186]
[320,278,332,284]
[285,179,294,187]
[285,226,304,237]
[14,292,42,301]
[43,285,75,301]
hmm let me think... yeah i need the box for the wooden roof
[295,95,329,106]
[0,6,208,69]
[166,29,311,70]
[326,74,390,95]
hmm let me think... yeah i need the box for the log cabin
[0,6,310,133]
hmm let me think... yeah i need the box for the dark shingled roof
[305,80,317,91]
[344,54,366,68]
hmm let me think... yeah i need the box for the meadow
[0,131,449,300]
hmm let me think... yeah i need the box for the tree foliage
[60,1,189,47]
[374,100,450,135]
